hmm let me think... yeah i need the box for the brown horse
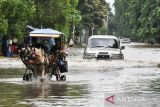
[29,48,48,82]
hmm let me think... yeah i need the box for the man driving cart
[19,28,68,82]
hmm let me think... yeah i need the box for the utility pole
[72,24,75,40]
[40,14,43,29]
[91,23,95,36]
[106,13,109,35]
[91,27,94,36]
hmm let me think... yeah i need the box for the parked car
[120,38,131,43]
[83,35,125,60]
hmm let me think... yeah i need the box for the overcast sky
[105,0,115,13]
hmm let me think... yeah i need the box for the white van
[83,35,125,59]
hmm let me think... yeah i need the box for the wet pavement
[0,43,160,107]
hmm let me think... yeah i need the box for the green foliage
[0,13,8,35]
[0,0,81,40]
[0,0,35,40]
[106,4,116,35]
[78,0,108,33]
[114,0,160,41]
[0,0,111,41]
[65,7,82,26]
[32,0,81,39]
[97,26,107,35]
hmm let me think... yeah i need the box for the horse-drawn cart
[19,28,68,82]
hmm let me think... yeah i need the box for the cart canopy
[29,28,63,38]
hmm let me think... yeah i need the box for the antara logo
[105,95,115,104]
[105,95,145,105]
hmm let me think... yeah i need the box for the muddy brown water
[0,43,160,107]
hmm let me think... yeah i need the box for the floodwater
[0,43,160,107]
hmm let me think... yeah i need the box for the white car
[120,38,131,43]
[83,35,125,59]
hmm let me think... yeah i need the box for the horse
[19,46,48,82]
[29,48,48,82]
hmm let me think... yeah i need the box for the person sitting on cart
[50,38,61,53]
[49,38,66,62]
[48,38,68,75]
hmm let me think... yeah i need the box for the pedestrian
[69,38,74,47]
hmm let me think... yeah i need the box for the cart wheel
[60,75,66,81]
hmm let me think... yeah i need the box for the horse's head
[30,48,45,64]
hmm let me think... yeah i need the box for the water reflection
[23,83,90,107]
[0,82,29,107]
[25,84,50,98]
[24,83,89,98]
[148,78,160,93]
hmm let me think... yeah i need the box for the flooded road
[0,43,160,107]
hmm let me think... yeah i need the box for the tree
[78,0,108,36]
[65,0,82,40]
[32,0,81,40]
[0,0,35,40]
[105,3,116,35]
[114,0,160,42]
[0,13,8,36]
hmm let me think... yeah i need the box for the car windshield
[88,38,119,48]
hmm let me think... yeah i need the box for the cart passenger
[49,38,67,62]
[50,39,62,53]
